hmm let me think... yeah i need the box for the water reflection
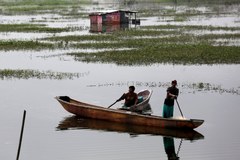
[163,137,179,160]
[56,116,204,140]
[90,23,131,33]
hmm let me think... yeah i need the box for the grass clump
[0,69,81,80]
[42,24,240,65]
[0,0,90,15]
[68,43,240,65]
[46,34,118,42]
[142,25,240,31]
[0,0,90,6]
[0,24,70,33]
[0,40,55,50]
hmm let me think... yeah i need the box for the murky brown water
[0,1,240,160]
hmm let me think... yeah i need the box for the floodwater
[1,59,240,160]
[1,1,240,160]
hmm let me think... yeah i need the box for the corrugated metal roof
[89,10,137,16]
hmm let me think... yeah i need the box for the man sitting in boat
[117,86,138,110]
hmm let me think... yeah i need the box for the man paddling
[117,86,138,109]
[162,80,179,118]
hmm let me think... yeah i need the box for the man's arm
[117,93,125,102]
[134,94,138,105]
[167,90,178,99]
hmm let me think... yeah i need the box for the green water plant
[0,24,70,33]
[0,69,83,80]
[86,80,240,95]
[0,0,91,15]
[68,43,240,65]
[0,40,55,50]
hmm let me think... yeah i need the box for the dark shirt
[164,86,179,106]
[119,92,138,107]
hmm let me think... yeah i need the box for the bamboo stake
[16,110,26,160]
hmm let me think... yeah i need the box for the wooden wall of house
[104,12,121,24]
[90,15,102,24]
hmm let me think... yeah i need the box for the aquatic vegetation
[0,0,90,16]
[142,25,240,31]
[46,34,118,42]
[0,0,90,6]
[0,24,70,33]
[152,0,240,4]
[6,23,237,64]
[87,80,240,95]
[199,34,240,40]
[0,40,55,50]
[0,69,84,80]
[48,23,239,65]
[0,0,239,65]
[67,42,240,65]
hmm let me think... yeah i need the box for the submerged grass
[2,23,239,64]
[0,40,55,50]
[0,24,70,33]
[0,69,82,80]
[69,35,194,49]
[68,44,240,65]
[2,5,88,18]
[0,0,90,6]
[46,34,118,42]
[0,0,90,16]
[87,80,240,95]
[153,0,240,3]
[43,25,240,65]
[199,33,240,40]
[0,0,239,65]
[142,25,240,31]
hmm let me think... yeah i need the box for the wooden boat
[57,116,204,140]
[55,94,204,130]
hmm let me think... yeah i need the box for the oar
[108,100,118,108]
[175,99,184,118]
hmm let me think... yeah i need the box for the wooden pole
[16,110,26,160]
[175,99,184,117]
[108,101,118,108]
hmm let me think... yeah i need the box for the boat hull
[55,96,204,130]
